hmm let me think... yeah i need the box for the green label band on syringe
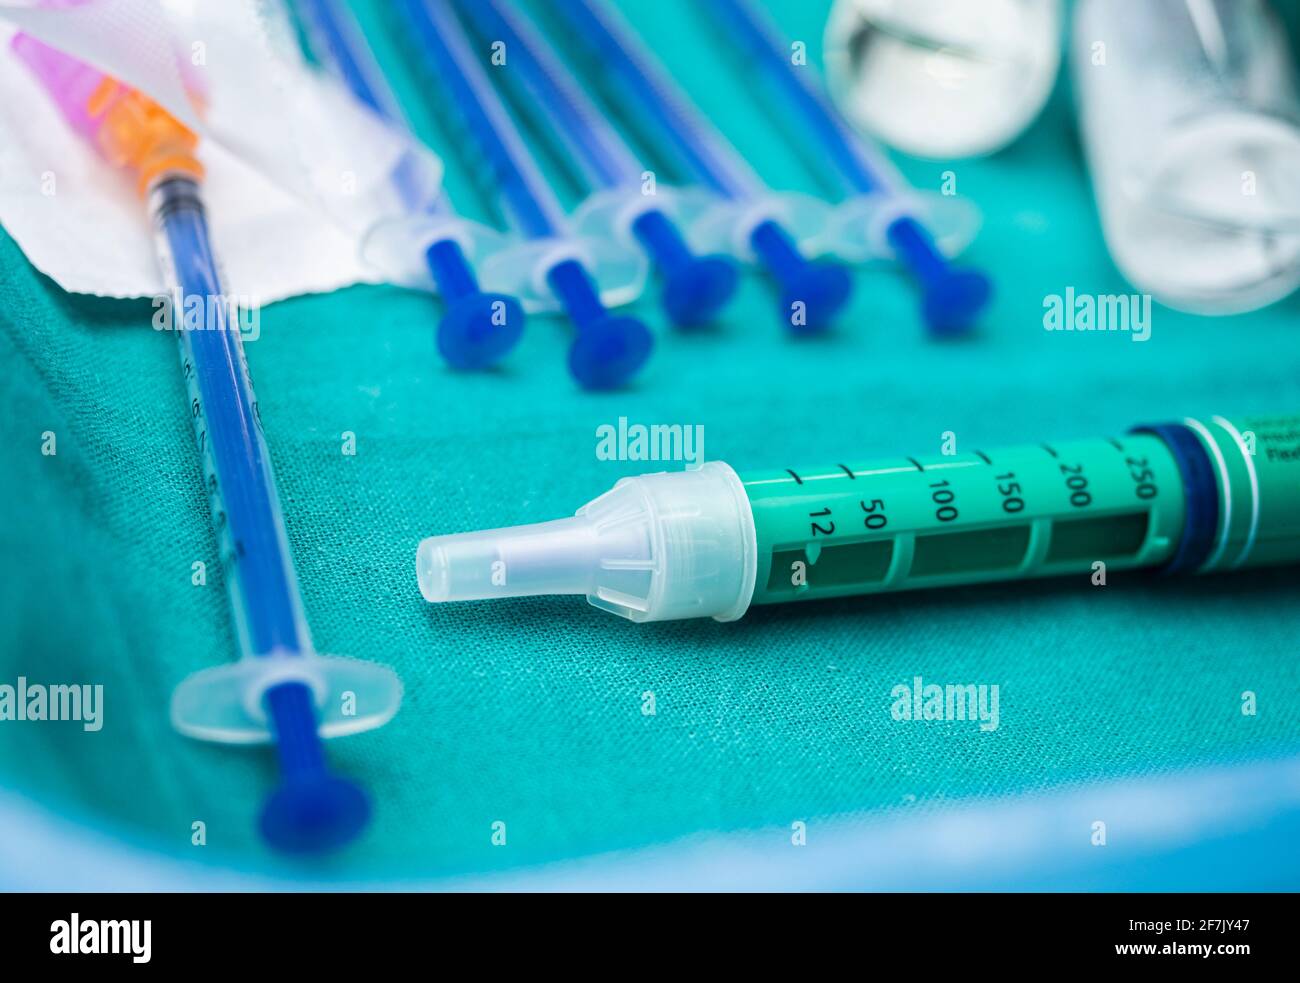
[743,433,1185,605]
[414,414,1300,623]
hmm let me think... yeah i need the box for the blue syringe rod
[458,0,642,192]
[400,0,568,240]
[460,1,739,330]
[401,1,653,387]
[299,0,446,219]
[546,0,765,201]
[298,0,403,123]
[701,0,897,199]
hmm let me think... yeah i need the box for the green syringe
[415,415,1300,622]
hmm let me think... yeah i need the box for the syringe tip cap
[922,268,992,337]
[569,314,654,390]
[780,262,854,335]
[437,292,526,370]
[416,537,451,602]
[259,773,371,854]
[662,254,740,328]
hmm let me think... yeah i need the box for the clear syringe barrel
[151,177,312,661]
[701,0,900,199]
[1072,0,1300,314]
[546,0,767,201]
[417,414,1300,622]
[458,0,642,193]
[297,0,434,216]
[402,0,569,239]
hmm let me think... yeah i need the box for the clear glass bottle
[1073,0,1300,314]
[824,0,1063,159]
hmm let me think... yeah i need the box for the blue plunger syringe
[455,0,739,329]
[158,176,403,852]
[296,0,524,370]
[545,0,854,335]
[398,0,653,389]
[13,35,402,853]
[699,0,993,336]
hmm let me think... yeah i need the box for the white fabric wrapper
[0,0,445,302]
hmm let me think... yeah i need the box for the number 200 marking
[1059,462,1092,508]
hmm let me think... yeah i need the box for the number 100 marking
[929,480,959,522]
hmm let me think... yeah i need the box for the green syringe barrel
[415,414,1300,622]
[744,432,1184,604]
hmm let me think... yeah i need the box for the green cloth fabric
[2,0,1299,881]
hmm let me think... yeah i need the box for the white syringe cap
[416,462,758,623]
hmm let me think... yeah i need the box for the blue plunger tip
[568,314,655,390]
[921,267,993,337]
[661,254,740,328]
[780,261,854,335]
[437,291,526,369]
[886,216,992,336]
[748,219,853,334]
[259,773,372,854]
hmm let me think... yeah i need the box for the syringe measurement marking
[763,443,1167,573]
[791,454,1147,549]
[809,506,833,536]
[1059,460,1092,508]
[749,460,986,487]
[996,472,1025,513]
[180,336,245,577]
[1124,454,1160,501]
[929,478,958,522]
